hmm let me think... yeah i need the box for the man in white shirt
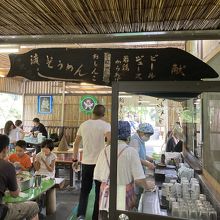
[73,104,111,220]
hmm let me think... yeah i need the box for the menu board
[7,48,218,84]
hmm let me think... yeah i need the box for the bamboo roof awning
[0,0,219,36]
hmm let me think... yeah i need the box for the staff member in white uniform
[73,104,111,220]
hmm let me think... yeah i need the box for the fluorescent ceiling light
[80,82,91,86]
[138,100,150,103]
[119,95,132,98]
[0,68,10,70]
[0,48,19,53]
[125,41,157,45]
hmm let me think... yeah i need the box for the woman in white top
[4,120,17,144]
[33,139,57,178]
[94,121,155,217]
[15,119,25,140]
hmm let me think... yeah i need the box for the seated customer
[8,140,32,171]
[15,120,25,140]
[94,121,155,217]
[4,120,17,146]
[33,139,56,178]
[30,118,48,138]
[0,134,39,220]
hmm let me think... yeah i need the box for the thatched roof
[0,0,219,35]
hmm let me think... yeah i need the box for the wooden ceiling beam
[0,30,220,44]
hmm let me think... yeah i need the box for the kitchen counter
[139,188,167,216]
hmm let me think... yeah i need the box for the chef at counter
[129,123,155,207]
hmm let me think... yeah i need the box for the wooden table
[23,137,44,154]
[4,178,56,215]
[53,147,82,187]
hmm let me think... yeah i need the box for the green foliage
[180,108,200,123]
[0,93,22,128]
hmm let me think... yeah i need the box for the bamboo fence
[0,77,23,94]
[23,94,111,127]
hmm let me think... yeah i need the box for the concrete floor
[40,167,80,220]
[43,188,80,220]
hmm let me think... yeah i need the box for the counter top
[182,150,202,174]
[140,188,167,216]
[53,147,83,154]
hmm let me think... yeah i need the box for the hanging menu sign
[7,48,218,84]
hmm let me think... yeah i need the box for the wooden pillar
[46,187,56,215]
[61,82,65,127]
[22,79,26,121]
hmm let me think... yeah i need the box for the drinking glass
[199,194,207,201]
[199,209,209,220]
[177,198,184,202]
[195,200,202,206]
[169,197,176,211]
[175,183,182,198]
[181,177,188,182]
[190,178,198,183]
[189,209,198,219]
[179,207,188,219]
[34,175,42,188]
[203,201,211,208]
[172,204,179,217]
[209,210,217,220]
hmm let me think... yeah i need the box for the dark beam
[0,30,220,44]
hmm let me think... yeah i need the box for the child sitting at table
[33,139,57,178]
[8,140,32,171]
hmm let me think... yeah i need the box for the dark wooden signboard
[7,48,218,84]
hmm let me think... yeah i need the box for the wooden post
[61,82,65,127]
[22,79,26,122]
[46,187,56,215]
